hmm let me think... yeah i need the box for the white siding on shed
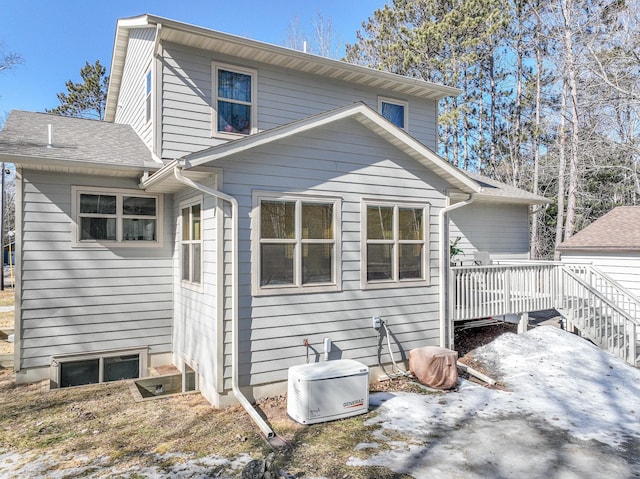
[18,171,174,370]
[560,252,640,300]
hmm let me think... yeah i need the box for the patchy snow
[348,326,640,478]
[2,326,640,478]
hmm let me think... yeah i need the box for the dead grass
[0,289,14,308]
[0,369,417,478]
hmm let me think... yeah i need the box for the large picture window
[364,201,429,287]
[212,62,256,137]
[255,193,340,294]
[181,200,202,285]
[73,187,161,246]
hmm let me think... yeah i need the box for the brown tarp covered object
[409,346,458,389]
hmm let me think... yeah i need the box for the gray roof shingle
[465,172,551,204]
[0,110,157,171]
[557,206,640,252]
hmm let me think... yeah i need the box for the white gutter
[172,166,275,439]
[438,194,476,348]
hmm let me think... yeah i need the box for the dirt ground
[0,297,525,478]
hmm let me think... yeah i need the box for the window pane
[191,204,201,241]
[261,201,295,239]
[303,243,333,284]
[302,203,333,239]
[182,244,190,281]
[367,206,393,240]
[217,101,251,134]
[123,218,156,241]
[146,71,152,94]
[192,243,201,284]
[367,244,393,281]
[261,244,294,286]
[182,207,190,241]
[80,217,116,241]
[381,102,405,128]
[60,359,99,388]
[218,69,251,102]
[399,208,423,241]
[123,196,156,216]
[80,194,116,215]
[103,355,139,382]
[399,244,423,279]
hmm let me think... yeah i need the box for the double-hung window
[378,97,408,130]
[363,201,429,287]
[256,193,340,294]
[73,187,161,246]
[181,200,202,286]
[213,62,256,137]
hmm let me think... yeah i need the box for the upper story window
[72,187,162,247]
[181,199,203,287]
[254,192,341,295]
[145,67,152,123]
[362,200,429,288]
[212,62,257,138]
[378,97,408,130]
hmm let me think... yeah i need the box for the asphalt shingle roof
[465,172,551,204]
[557,206,640,251]
[0,110,156,170]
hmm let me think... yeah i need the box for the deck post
[517,313,529,334]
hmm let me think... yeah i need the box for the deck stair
[451,262,640,367]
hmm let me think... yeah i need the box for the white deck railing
[450,263,560,321]
[450,261,640,366]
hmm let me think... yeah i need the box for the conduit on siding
[172,166,275,439]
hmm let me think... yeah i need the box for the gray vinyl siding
[171,175,221,395]
[114,27,155,149]
[560,252,640,300]
[160,43,438,160]
[19,171,173,370]
[449,203,531,263]
[212,118,449,389]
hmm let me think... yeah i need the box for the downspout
[172,166,275,439]
[438,193,475,348]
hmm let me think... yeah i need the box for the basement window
[52,350,144,389]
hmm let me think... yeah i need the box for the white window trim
[71,186,163,248]
[50,347,147,389]
[180,196,204,291]
[378,96,409,131]
[361,198,430,290]
[145,64,152,125]
[252,191,342,296]
[211,61,258,139]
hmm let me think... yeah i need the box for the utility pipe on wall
[438,194,475,349]
[172,167,275,439]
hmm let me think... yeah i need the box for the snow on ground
[348,326,640,478]
[3,326,640,478]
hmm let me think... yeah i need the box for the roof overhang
[141,160,219,193]
[4,153,159,177]
[179,102,480,194]
[449,190,551,205]
[106,14,462,122]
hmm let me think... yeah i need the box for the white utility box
[287,359,369,425]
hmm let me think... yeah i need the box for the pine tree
[47,60,108,120]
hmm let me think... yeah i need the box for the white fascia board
[184,103,480,194]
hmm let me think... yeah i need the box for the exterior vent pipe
[47,124,53,148]
[172,166,275,439]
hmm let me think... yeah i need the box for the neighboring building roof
[106,14,462,123]
[0,111,158,175]
[464,172,551,205]
[557,206,640,252]
[152,102,481,195]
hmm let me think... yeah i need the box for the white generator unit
[287,359,369,425]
